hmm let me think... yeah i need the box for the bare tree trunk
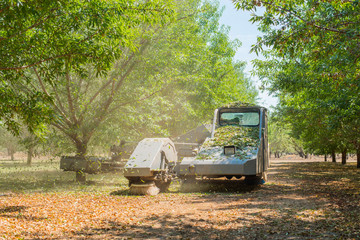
[8,148,15,161]
[27,147,34,165]
[341,148,347,165]
[75,139,88,182]
[324,154,327,162]
[331,150,336,163]
[75,140,88,157]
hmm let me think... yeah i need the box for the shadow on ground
[73,205,345,239]
[179,179,261,193]
[75,161,360,239]
[110,178,261,196]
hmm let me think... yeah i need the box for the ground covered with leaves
[0,157,359,239]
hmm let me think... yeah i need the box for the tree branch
[33,67,73,127]
[50,81,71,123]
[0,53,78,70]
[107,88,163,115]
[65,61,78,124]
[2,7,60,42]
[261,1,354,36]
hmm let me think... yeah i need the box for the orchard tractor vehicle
[124,103,269,195]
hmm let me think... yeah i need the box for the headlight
[224,146,236,155]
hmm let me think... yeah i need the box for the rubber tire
[182,175,196,184]
[128,177,141,187]
[244,175,261,185]
[155,180,171,193]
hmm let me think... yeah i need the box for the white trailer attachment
[124,138,178,195]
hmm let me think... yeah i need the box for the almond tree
[234,0,360,168]
[0,0,171,133]
[27,0,258,156]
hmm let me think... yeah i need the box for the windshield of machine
[219,111,259,126]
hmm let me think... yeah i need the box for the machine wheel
[155,180,171,192]
[225,176,233,180]
[129,181,160,195]
[128,177,141,187]
[245,172,267,185]
[244,175,261,185]
[182,175,196,184]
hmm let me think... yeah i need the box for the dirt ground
[0,155,359,239]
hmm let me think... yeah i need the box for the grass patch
[0,159,128,194]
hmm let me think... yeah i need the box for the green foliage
[0,126,21,159]
[197,125,259,160]
[205,126,259,148]
[268,120,294,156]
[0,0,171,133]
[2,0,257,156]
[28,0,258,156]
[233,0,360,159]
[220,101,260,108]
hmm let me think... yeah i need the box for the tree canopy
[0,0,171,133]
[234,0,360,167]
[8,0,257,156]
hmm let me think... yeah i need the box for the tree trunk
[27,147,34,165]
[296,148,306,158]
[324,154,327,162]
[75,140,88,182]
[8,148,15,161]
[356,144,360,169]
[331,150,336,163]
[75,140,88,157]
[341,148,347,165]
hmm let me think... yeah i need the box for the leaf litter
[0,156,359,239]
